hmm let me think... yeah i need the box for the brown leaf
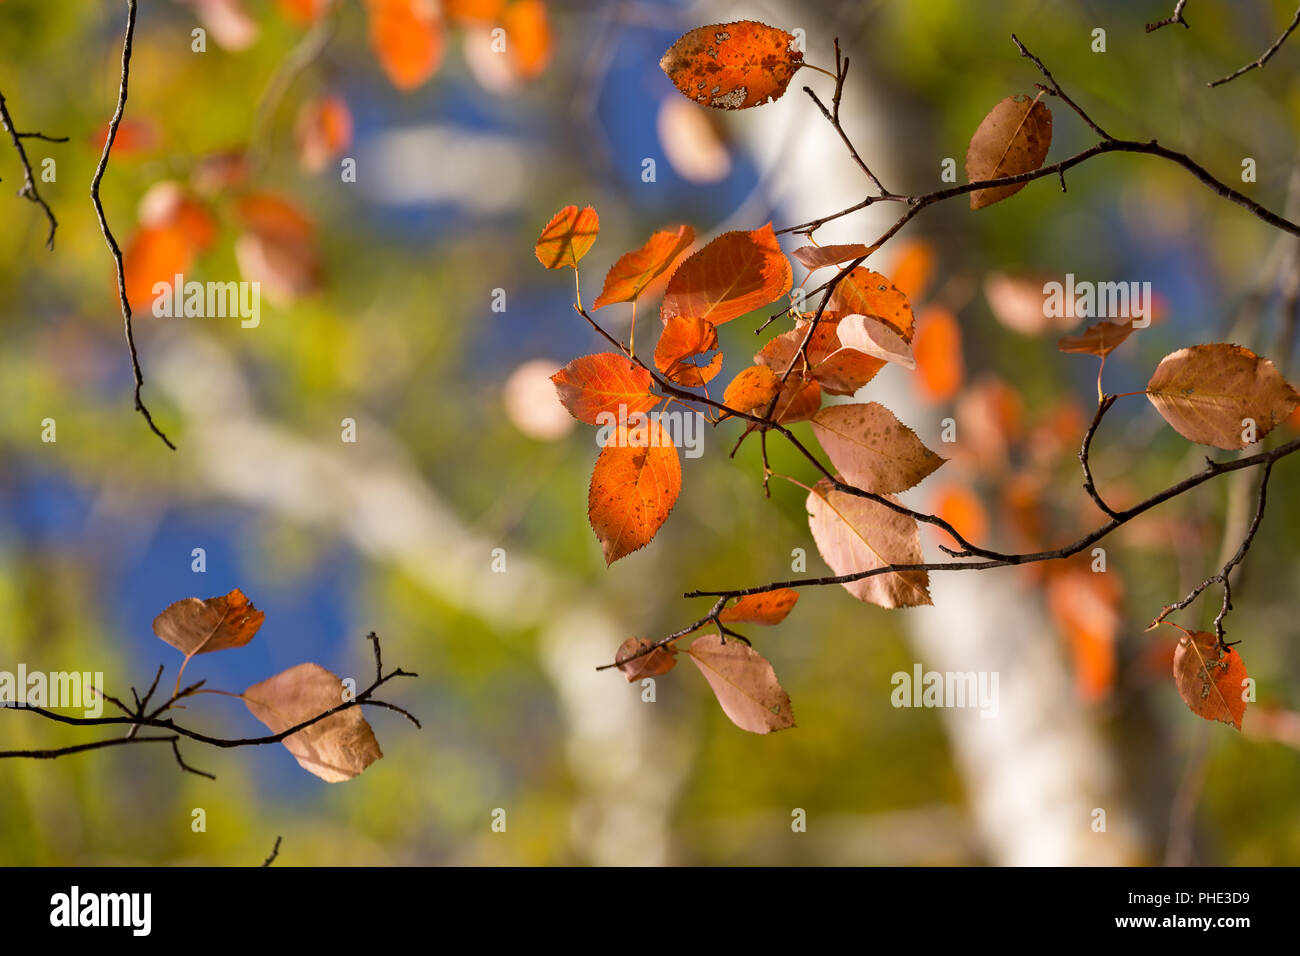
[810,403,946,494]
[594,225,695,309]
[551,353,658,425]
[661,223,791,325]
[1146,344,1300,449]
[686,632,795,733]
[825,268,916,341]
[965,95,1053,210]
[1172,629,1248,730]
[243,662,383,781]
[614,637,678,681]
[153,588,265,685]
[719,589,799,625]
[806,478,931,607]
[660,21,804,110]
[535,204,599,270]
[722,365,782,414]
[1057,319,1136,358]
[791,243,873,270]
[588,419,681,564]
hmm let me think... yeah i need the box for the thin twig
[91,0,176,450]
[0,89,64,249]
[1209,5,1300,87]
[1146,0,1190,33]
[262,835,283,867]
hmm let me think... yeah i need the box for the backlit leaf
[615,637,677,681]
[722,365,782,414]
[791,243,872,270]
[718,589,799,625]
[153,588,265,687]
[588,419,681,564]
[365,0,443,91]
[535,204,599,271]
[551,353,657,425]
[660,21,803,110]
[825,268,915,340]
[594,225,694,309]
[661,223,790,325]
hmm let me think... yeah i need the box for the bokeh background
[2,0,1300,865]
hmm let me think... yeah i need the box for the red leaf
[551,353,657,425]
[660,21,804,110]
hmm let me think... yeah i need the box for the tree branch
[1208,4,1300,87]
[90,0,176,450]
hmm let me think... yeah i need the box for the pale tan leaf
[965,95,1053,210]
[805,478,931,607]
[243,663,383,782]
[836,313,916,369]
[686,632,795,734]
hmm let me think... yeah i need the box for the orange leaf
[686,632,795,733]
[614,637,678,681]
[913,305,964,403]
[661,223,791,325]
[826,268,915,341]
[660,21,803,110]
[773,380,822,423]
[756,321,884,395]
[722,365,781,414]
[1046,566,1121,702]
[889,239,934,302]
[153,588,265,689]
[931,482,989,548]
[123,225,194,310]
[594,224,694,309]
[535,204,599,271]
[550,353,657,425]
[92,117,158,155]
[588,419,681,564]
[1172,629,1248,730]
[365,0,443,91]
[295,94,354,173]
[719,589,799,625]
[505,0,551,80]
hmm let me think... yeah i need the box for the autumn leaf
[722,365,782,415]
[655,313,720,388]
[825,268,915,340]
[810,402,945,494]
[931,482,989,549]
[535,204,599,271]
[913,306,964,403]
[243,662,383,781]
[551,353,658,425]
[295,94,354,173]
[660,223,791,325]
[233,193,321,302]
[122,225,194,310]
[965,95,1053,210]
[504,0,552,80]
[773,380,822,423]
[890,239,935,302]
[153,588,265,689]
[660,21,803,111]
[791,243,873,270]
[1058,319,1136,358]
[1172,628,1248,730]
[594,225,694,309]
[719,589,799,625]
[985,271,1076,335]
[805,478,931,607]
[1047,565,1121,702]
[836,313,916,369]
[686,632,795,733]
[365,0,443,91]
[614,637,677,681]
[1146,344,1300,449]
[756,322,885,395]
[588,419,681,564]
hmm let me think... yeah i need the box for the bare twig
[91,0,176,450]
[1146,0,1190,32]
[1209,4,1300,87]
[1080,394,1122,519]
[262,835,283,867]
[0,89,65,249]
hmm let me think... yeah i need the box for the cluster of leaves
[152,587,386,781]
[534,21,1300,735]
